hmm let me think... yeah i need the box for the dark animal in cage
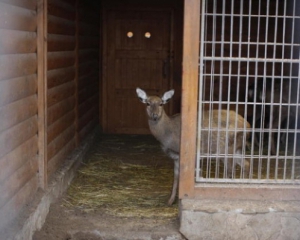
[248,77,295,154]
[136,88,250,205]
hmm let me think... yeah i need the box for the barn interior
[0,0,299,239]
[0,0,184,239]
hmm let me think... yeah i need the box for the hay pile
[62,134,299,218]
[63,152,178,218]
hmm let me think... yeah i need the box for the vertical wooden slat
[179,0,201,200]
[37,0,48,189]
[99,2,104,130]
[75,0,79,146]
[101,7,108,131]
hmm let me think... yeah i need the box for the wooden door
[104,10,174,134]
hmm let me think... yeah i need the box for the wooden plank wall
[0,0,39,229]
[77,0,99,142]
[47,0,77,178]
[47,0,100,179]
[0,0,100,231]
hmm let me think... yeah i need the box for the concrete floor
[32,133,185,240]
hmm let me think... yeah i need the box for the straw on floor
[63,152,178,218]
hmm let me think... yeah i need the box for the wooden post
[37,0,48,189]
[75,0,79,146]
[101,7,108,131]
[179,0,201,200]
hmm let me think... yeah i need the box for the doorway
[102,9,175,134]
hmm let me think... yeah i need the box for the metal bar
[202,41,300,47]
[282,0,289,181]
[202,56,300,62]
[204,13,300,18]
[196,0,206,181]
[196,178,300,184]
[209,0,217,179]
[290,0,298,181]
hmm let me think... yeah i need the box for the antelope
[136,88,250,205]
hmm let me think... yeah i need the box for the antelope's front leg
[168,157,179,205]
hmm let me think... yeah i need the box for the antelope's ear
[161,89,174,104]
[136,88,148,103]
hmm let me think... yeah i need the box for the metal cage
[196,0,300,184]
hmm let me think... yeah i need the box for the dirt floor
[33,134,185,240]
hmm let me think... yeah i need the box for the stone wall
[180,199,300,240]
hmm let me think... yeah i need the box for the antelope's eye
[159,102,163,106]
[146,102,150,106]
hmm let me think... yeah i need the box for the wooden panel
[47,81,75,107]
[47,125,75,160]
[48,0,76,21]
[179,0,200,200]
[0,136,38,184]
[0,0,36,10]
[0,156,38,208]
[76,0,100,142]
[0,177,38,231]
[47,51,76,70]
[47,66,75,89]
[47,138,76,177]
[0,54,37,81]
[47,96,76,126]
[78,22,99,36]
[78,71,98,89]
[78,106,97,131]
[0,95,37,133]
[78,36,99,49]
[46,0,77,179]
[78,118,97,142]
[0,116,38,160]
[0,0,39,230]
[78,84,98,105]
[48,15,76,35]
[78,3,99,25]
[48,34,76,52]
[0,75,36,108]
[0,2,37,31]
[47,111,75,144]
[78,95,97,116]
[78,49,98,62]
[0,29,37,54]
[78,61,98,78]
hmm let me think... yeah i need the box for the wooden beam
[179,0,201,200]
[100,7,108,131]
[75,0,79,146]
[37,0,47,189]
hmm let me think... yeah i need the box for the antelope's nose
[152,113,158,121]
